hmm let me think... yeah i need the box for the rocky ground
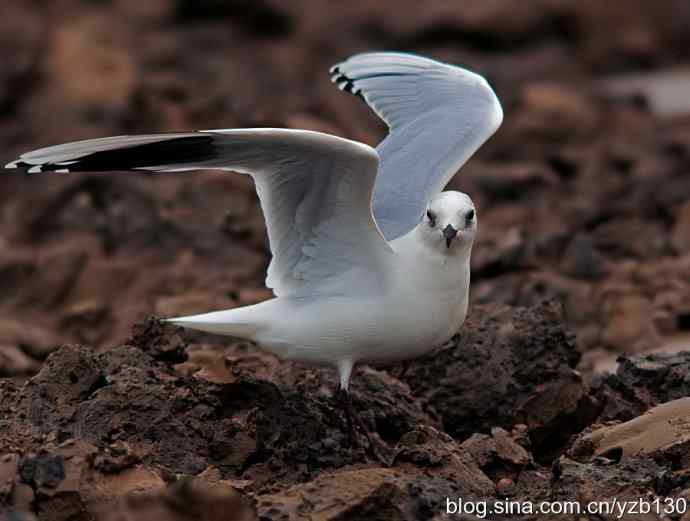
[1,0,690,519]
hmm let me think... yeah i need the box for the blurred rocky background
[1,0,690,519]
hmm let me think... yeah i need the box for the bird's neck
[392,227,472,290]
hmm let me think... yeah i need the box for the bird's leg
[336,360,357,446]
[336,361,390,465]
[337,386,376,447]
[336,386,357,446]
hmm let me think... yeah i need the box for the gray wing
[5,129,392,298]
[331,52,503,240]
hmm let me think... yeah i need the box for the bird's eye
[427,210,436,227]
[466,209,475,222]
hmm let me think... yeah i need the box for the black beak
[443,224,458,248]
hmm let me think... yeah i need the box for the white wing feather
[5,129,392,298]
[331,52,503,240]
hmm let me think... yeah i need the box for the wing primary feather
[329,51,503,240]
[332,72,411,82]
[7,135,218,173]
[6,128,390,298]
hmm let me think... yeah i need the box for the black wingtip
[9,161,75,174]
[6,135,218,174]
[4,160,39,175]
[334,74,349,85]
[330,69,367,102]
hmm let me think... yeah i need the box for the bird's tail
[163,305,267,340]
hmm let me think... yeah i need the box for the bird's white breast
[253,230,471,366]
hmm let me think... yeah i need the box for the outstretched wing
[5,129,392,298]
[331,52,503,240]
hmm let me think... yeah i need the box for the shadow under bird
[5,52,503,457]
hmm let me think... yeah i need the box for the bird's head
[418,191,477,254]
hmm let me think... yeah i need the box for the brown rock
[270,362,438,454]
[17,450,84,521]
[671,199,690,253]
[460,427,531,479]
[561,233,608,281]
[491,427,532,468]
[518,82,599,139]
[579,347,619,376]
[592,351,690,423]
[127,317,188,364]
[286,113,344,135]
[0,319,62,361]
[192,352,236,385]
[495,477,515,496]
[592,217,668,261]
[0,453,26,510]
[98,478,257,521]
[177,343,279,385]
[12,440,168,519]
[7,330,432,494]
[22,345,107,436]
[552,455,666,508]
[521,271,596,326]
[472,225,527,277]
[32,243,90,309]
[393,426,495,496]
[509,468,552,504]
[473,270,598,337]
[472,162,558,202]
[0,345,39,376]
[0,441,172,520]
[258,463,492,521]
[400,302,596,460]
[50,15,136,111]
[155,292,236,318]
[69,256,139,308]
[0,250,37,304]
[460,433,496,469]
[237,287,273,306]
[372,0,552,45]
[83,466,167,515]
[600,292,661,353]
[0,2,41,113]
[570,397,690,468]
[58,300,112,346]
[114,0,174,21]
